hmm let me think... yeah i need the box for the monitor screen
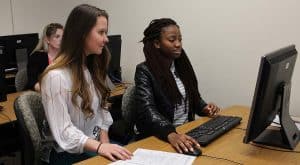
[0,33,39,73]
[107,35,122,83]
[244,45,299,149]
[0,49,7,101]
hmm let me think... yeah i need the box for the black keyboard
[186,115,242,146]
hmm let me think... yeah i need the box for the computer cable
[202,154,243,165]
[233,122,246,131]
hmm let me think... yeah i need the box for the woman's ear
[154,39,160,49]
[44,37,50,44]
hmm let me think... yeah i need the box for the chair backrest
[15,68,28,91]
[121,85,136,133]
[14,91,51,165]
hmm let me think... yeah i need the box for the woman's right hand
[98,143,132,161]
[167,132,201,153]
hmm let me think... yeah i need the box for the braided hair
[142,18,201,111]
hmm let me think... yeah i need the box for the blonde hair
[31,23,63,54]
[40,4,110,118]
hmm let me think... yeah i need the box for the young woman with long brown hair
[40,4,132,164]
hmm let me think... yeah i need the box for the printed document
[110,148,196,165]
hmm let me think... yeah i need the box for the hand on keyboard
[167,132,201,154]
[202,103,220,117]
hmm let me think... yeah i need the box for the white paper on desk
[272,115,300,130]
[109,148,196,165]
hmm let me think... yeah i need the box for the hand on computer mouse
[183,146,202,156]
[167,132,201,154]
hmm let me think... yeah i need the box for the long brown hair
[41,4,111,117]
[142,18,201,111]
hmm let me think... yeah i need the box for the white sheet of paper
[109,148,196,165]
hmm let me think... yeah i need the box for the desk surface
[0,92,20,124]
[0,86,127,125]
[75,105,300,165]
[109,84,128,98]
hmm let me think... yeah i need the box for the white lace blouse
[41,67,113,154]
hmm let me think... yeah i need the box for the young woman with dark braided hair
[134,18,220,154]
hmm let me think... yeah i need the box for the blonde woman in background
[26,23,63,91]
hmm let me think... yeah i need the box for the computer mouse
[183,147,202,156]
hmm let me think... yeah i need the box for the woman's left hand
[202,103,220,117]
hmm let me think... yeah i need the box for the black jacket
[134,62,207,141]
[26,51,49,90]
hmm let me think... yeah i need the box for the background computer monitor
[0,33,39,72]
[244,45,299,149]
[107,35,122,84]
[0,33,38,93]
[0,48,7,101]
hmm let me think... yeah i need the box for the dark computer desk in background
[75,105,300,165]
[0,93,19,124]
[0,92,21,156]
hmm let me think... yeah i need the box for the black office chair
[121,85,136,133]
[14,91,54,165]
[108,84,137,144]
[15,68,28,91]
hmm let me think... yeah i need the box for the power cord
[202,154,243,165]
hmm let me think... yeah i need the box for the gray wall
[1,0,300,116]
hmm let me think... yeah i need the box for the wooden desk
[110,84,127,98]
[0,85,126,125]
[0,92,20,124]
[0,92,21,154]
[75,105,300,165]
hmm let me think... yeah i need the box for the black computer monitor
[0,52,7,102]
[244,45,299,149]
[107,35,122,83]
[0,33,39,72]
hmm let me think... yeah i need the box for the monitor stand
[253,83,300,149]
